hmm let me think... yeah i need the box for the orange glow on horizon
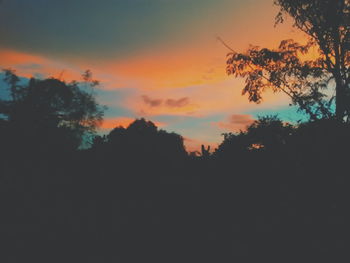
[0,49,46,65]
[0,49,83,81]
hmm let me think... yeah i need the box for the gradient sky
[0,0,307,151]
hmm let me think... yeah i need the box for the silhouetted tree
[214,131,250,160]
[225,0,349,121]
[94,118,187,162]
[0,69,105,151]
[245,115,295,151]
[215,115,294,158]
[276,0,350,120]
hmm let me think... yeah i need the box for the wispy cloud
[165,97,190,108]
[215,114,255,132]
[142,95,163,107]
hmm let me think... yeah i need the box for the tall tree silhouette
[225,0,349,121]
[276,0,350,120]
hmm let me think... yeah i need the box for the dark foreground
[1,122,349,263]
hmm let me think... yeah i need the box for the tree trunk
[335,81,344,121]
[334,35,345,122]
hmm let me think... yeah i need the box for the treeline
[0,71,349,262]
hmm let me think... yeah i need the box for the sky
[0,0,307,152]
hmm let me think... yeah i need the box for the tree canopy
[215,115,294,158]
[92,118,188,161]
[0,69,105,150]
[226,0,350,121]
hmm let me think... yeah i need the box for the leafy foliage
[227,40,332,119]
[275,0,350,119]
[226,0,350,121]
[0,69,105,149]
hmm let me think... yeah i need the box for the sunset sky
[0,0,307,151]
